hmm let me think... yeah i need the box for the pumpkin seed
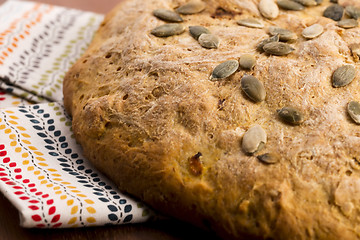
[256,34,280,52]
[263,42,295,55]
[151,23,185,37]
[176,0,206,15]
[269,26,297,42]
[257,153,279,164]
[332,65,356,88]
[323,4,344,21]
[348,101,360,124]
[211,60,239,80]
[292,0,317,6]
[242,125,267,155]
[237,18,264,29]
[277,0,304,11]
[259,0,279,19]
[277,106,305,125]
[241,75,266,102]
[350,44,360,62]
[302,24,324,39]
[189,26,210,40]
[337,19,358,29]
[345,6,360,20]
[315,0,323,4]
[153,9,183,22]
[198,33,220,49]
[239,54,256,70]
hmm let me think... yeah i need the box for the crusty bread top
[64,0,360,239]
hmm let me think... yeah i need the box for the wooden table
[0,193,218,240]
[0,0,220,239]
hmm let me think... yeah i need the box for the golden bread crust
[64,0,360,238]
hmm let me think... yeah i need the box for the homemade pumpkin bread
[64,0,360,238]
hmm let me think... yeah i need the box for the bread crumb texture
[64,0,360,239]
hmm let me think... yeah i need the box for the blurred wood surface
[0,0,221,239]
[0,0,122,13]
[0,193,218,240]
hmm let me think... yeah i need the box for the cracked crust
[64,0,360,239]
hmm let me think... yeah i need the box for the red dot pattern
[0,144,61,228]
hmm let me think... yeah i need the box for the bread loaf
[63,0,360,238]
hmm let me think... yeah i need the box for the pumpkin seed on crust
[345,5,360,20]
[302,24,323,39]
[176,0,206,15]
[257,153,280,164]
[337,19,358,29]
[269,26,297,42]
[277,0,305,11]
[239,54,256,70]
[332,65,356,88]
[277,106,305,125]
[189,26,210,40]
[263,42,295,56]
[151,23,185,37]
[242,125,267,155]
[153,9,183,22]
[348,101,360,124]
[198,33,220,49]
[241,75,266,102]
[211,60,239,80]
[259,0,279,20]
[237,18,264,29]
[292,0,317,6]
[256,34,280,52]
[323,4,344,21]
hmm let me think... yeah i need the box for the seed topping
[242,125,267,155]
[332,65,356,88]
[269,26,297,42]
[277,0,305,11]
[263,42,295,56]
[323,4,344,21]
[257,153,280,164]
[176,1,206,15]
[277,106,305,125]
[241,75,266,102]
[348,101,360,124]
[189,26,211,40]
[239,54,256,70]
[237,18,264,29]
[153,9,183,22]
[337,19,358,29]
[151,23,185,37]
[211,60,239,80]
[257,34,280,52]
[302,24,324,39]
[259,0,279,20]
[198,33,220,49]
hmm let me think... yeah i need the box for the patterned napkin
[0,89,33,107]
[0,0,101,103]
[0,0,154,228]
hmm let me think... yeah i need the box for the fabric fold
[0,102,153,228]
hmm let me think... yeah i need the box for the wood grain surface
[0,0,220,239]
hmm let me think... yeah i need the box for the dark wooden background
[0,0,220,239]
